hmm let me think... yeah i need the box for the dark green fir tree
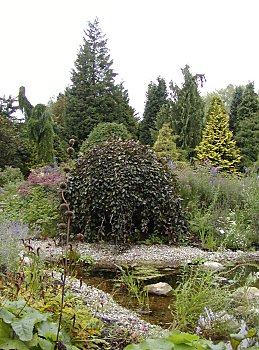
[235,82,259,169]
[139,76,168,146]
[64,18,137,143]
[170,65,205,158]
[229,85,244,134]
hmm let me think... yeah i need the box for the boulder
[202,261,224,272]
[232,286,259,302]
[145,282,172,296]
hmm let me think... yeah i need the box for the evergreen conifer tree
[153,123,181,161]
[65,18,137,143]
[139,76,168,146]
[18,87,54,165]
[170,65,205,158]
[27,104,54,165]
[229,86,244,133]
[195,97,241,173]
[235,82,259,169]
[155,102,172,130]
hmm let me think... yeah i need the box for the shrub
[0,166,23,187]
[175,163,259,250]
[2,183,61,237]
[21,186,61,237]
[67,139,188,244]
[80,122,131,154]
[18,165,65,195]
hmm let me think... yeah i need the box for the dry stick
[55,188,70,349]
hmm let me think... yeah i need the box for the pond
[76,262,259,329]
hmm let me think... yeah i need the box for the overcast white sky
[1,0,259,117]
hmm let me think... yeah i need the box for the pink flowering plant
[18,166,66,196]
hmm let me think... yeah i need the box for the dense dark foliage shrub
[67,139,188,244]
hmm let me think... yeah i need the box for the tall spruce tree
[229,86,244,133]
[139,76,168,146]
[65,18,137,143]
[170,65,205,158]
[195,97,241,173]
[235,82,259,169]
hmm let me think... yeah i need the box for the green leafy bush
[67,139,188,244]
[80,122,131,154]
[0,166,24,187]
[2,186,60,237]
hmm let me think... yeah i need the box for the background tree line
[0,18,258,174]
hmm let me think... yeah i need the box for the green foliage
[139,76,168,146]
[170,65,205,158]
[153,123,182,161]
[175,163,258,250]
[0,116,23,170]
[155,102,172,130]
[229,86,244,133]
[195,97,241,173]
[64,18,137,143]
[0,167,24,187]
[0,95,19,121]
[116,265,149,310]
[2,185,60,237]
[0,247,104,349]
[124,329,227,350]
[235,82,259,169]
[21,186,60,237]
[203,84,236,117]
[80,122,131,154]
[67,139,188,244]
[27,104,54,165]
[170,265,231,332]
[0,298,79,349]
[0,220,30,273]
[18,86,33,121]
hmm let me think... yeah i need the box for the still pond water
[77,262,259,328]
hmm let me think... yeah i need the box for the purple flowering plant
[18,166,66,196]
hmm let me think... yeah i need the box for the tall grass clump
[175,162,258,250]
[170,264,232,333]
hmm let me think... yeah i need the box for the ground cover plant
[0,166,64,237]
[175,162,259,250]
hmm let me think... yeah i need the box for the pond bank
[31,240,258,347]
[32,239,259,269]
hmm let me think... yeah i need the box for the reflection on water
[78,263,259,328]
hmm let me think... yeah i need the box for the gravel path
[32,239,259,268]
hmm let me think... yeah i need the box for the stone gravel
[32,239,259,267]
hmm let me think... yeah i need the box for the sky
[1,0,259,118]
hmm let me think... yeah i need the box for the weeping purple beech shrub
[67,139,188,244]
